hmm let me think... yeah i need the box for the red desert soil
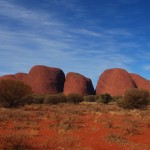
[0,103,150,150]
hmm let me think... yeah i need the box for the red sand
[0,105,150,150]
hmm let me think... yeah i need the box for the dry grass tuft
[104,133,128,143]
[0,133,34,150]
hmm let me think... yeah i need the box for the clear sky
[0,0,150,87]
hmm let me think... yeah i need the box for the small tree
[117,88,149,109]
[67,93,83,104]
[97,93,112,104]
[84,95,97,102]
[44,95,58,105]
[22,94,45,105]
[56,93,67,103]
[44,94,67,105]
[0,79,32,108]
[112,96,123,102]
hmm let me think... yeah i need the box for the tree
[117,88,149,109]
[0,79,32,108]
[97,93,112,104]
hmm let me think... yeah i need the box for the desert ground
[0,102,150,150]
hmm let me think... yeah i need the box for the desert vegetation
[0,79,150,109]
[0,102,150,149]
[116,88,150,109]
[0,79,32,108]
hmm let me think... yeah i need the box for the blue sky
[0,0,150,87]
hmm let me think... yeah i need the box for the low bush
[84,95,97,102]
[67,93,83,104]
[112,96,123,102]
[22,94,45,105]
[117,88,150,109]
[97,93,112,104]
[31,94,45,104]
[0,79,32,108]
[104,133,127,143]
[56,93,67,103]
[44,95,59,105]
[44,94,67,105]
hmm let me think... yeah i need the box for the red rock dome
[130,73,150,91]
[15,73,29,84]
[64,72,94,96]
[96,68,136,96]
[0,75,17,80]
[0,65,65,94]
[28,65,65,94]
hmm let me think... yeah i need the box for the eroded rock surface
[96,68,136,96]
[28,65,65,94]
[0,65,65,94]
[130,73,150,92]
[64,72,94,96]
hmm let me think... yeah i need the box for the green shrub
[44,95,59,105]
[84,95,97,102]
[67,93,83,104]
[0,79,32,108]
[32,94,45,104]
[22,94,45,105]
[97,93,112,104]
[44,94,67,105]
[56,93,67,103]
[21,95,33,105]
[117,88,149,109]
[112,96,123,102]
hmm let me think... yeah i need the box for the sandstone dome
[130,73,150,92]
[28,65,65,94]
[64,72,94,96]
[96,68,136,96]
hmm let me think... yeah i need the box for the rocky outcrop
[1,66,150,96]
[130,73,150,92]
[15,73,29,83]
[64,72,94,96]
[96,68,136,96]
[0,65,65,94]
[0,75,17,80]
[28,65,65,94]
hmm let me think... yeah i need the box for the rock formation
[64,72,94,96]
[96,68,136,96]
[130,73,150,92]
[28,65,65,94]
[0,75,17,80]
[1,66,150,96]
[0,65,65,94]
[15,73,29,83]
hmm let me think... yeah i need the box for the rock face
[0,65,65,94]
[64,72,94,96]
[15,73,29,83]
[2,66,150,96]
[130,73,150,91]
[28,65,65,94]
[96,68,136,96]
[0,75,17,80]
